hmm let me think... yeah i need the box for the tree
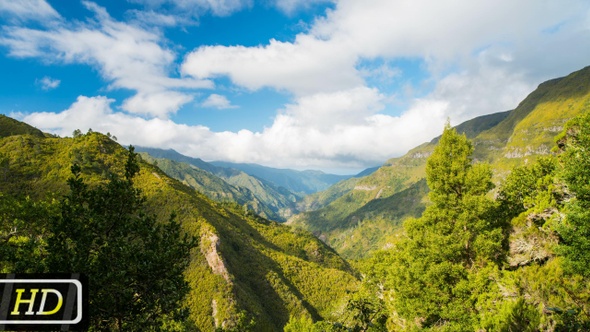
[0,193,56,273]
[556,112,590,278]
[46,146,195,330]
[388,124,504,329]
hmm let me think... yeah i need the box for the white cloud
[281,86,384,127]
[36,76,61,90]
[127,10,180,27]
[0,1,212,117]
[122,91,195,118]
[183,0,590,98]
[201,94,237,109]
[273,0,333,15]
[181,0,590,167]
[7,0,590,172]
[20,93,444,171]
[21,95,215,149]
[129,0,252,18]
[182,35,361,96]
[0,0,60,23]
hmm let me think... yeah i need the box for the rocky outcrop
[200,231,231,283]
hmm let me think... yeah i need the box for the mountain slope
[0,114,45,138]
[290,65,590,259]
[0,123,359,331]
[136,147,300,221]
[211,161,352,195]
[138,153,298,221]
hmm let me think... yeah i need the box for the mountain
[289,65,590,259]
[210,161,353,195]
[0,114,45,138]
[0,121,359,331]
[135,147,300,221]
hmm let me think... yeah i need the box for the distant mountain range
[210,161,353,195]
[135,146,377,221]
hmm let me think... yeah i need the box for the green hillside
[0,125,359,330]
[0,114,46,138]
[291,66,590,259]
[136,147,300,221]
[139,153,298,221]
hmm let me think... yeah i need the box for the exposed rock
[508,209,561,268]
[504,145,551,159]
[354,185,377,191]
[411,152,432,159]
[200,231,231,283]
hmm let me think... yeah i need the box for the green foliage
[0,117,362,331]
[46,147,194,330]
[0,114,45,138]
[284,316,317,332]
[497,157,559,218]
[503,298,541,332]
[387,125,505,329]
[0,193,58,272]
[556,111,590,278]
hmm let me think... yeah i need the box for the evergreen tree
[556,112,590,278]
[389,124,504,329]
[46,146,195,330]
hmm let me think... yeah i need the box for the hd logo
[0,274,88,331]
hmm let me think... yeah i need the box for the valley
[2,65,590,330]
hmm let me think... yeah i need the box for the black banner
[0,274,88,331]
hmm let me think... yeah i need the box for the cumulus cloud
[182,35,361,96]
[180,0,590,169]
[36,76,61,90]
[201,94,237,109]
[182,0,590,102]
[21,95,215,149]
[20,94,444,171]
[122,91,195,118]
[0,1,212,117]
[7,0,590,171]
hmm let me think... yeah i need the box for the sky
[1,0,589,174]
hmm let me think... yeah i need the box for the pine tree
[47,146,195,330]
[389,124,504,328]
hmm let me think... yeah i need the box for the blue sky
[1,0,589,173]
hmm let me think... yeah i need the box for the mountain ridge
[289,65,590,259]
[0,122,359,330]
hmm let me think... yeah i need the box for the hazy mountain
[210,161,354,195]
[289,65,590,258]
[135,147,301,221]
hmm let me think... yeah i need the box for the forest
[286,113,590,331]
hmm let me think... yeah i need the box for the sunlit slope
[0,123,358,331]
[290,65,590,259]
